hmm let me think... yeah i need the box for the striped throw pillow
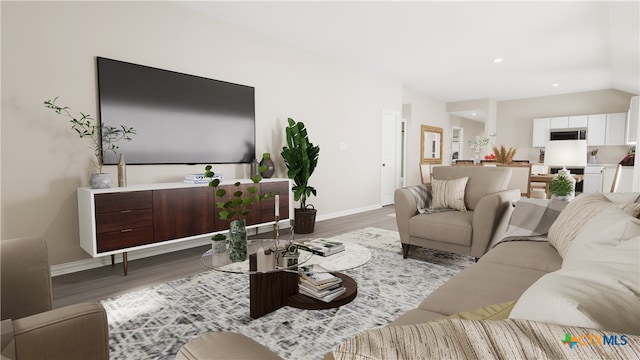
[430,177,468,211]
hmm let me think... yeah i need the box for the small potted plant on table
[549,174,574,201]
[211,233,227,254]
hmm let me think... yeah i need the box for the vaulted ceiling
[179,1,639,104]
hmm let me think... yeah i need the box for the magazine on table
[299,280,343,297]
[298,264,338,286]
[299,286,346,303]
[297,239,346,257]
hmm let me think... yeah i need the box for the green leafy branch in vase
[44,97,136,173]
[204,165,274,222]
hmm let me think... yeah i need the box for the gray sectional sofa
[331,192,640,359]
[177,192,640,359]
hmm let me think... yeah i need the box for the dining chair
[420,163,431,184]
[454,160,475,165]
[530,164,550,199]
[480,160,497,167]
[497,163,532,198]
[610,164,623,192]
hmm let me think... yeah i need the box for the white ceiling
[178,1,639,106]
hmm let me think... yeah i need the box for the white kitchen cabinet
[532,118,550,147]
[587,114,606,146]
[583,166,604,193]
[605,113,627,145]
[627,96,638,144]
[549,116,569,129]
[568,115,588,128]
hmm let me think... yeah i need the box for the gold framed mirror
[420,125,443,164]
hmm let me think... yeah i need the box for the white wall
[449,116,484,161]
[1,2,403,265]
[402,87,448,186]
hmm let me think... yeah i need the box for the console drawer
[96,226,155,252]
[95,191,152,213]
[96,208,153,234]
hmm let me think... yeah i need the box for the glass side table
[202,239,313,318]
[201,239,358,318]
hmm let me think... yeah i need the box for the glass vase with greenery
[44,97,136,175]
[204,165,273,262]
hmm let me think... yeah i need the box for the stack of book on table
[298,264,346,302]
[183,173,222,184]
[297,239,345,257]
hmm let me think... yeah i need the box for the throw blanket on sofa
[406,184,452,215]
[490,199,568,249]
[332,318,640,360]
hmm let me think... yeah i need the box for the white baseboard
[51,205,383,276]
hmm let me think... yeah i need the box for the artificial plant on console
[281,118,320,234]
[44,97,136,188]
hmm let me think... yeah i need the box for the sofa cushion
[417,262,548,316]
[388,309,446,327]
[430,177,468,211]
[409,211,473,246]
[432,166,511,210]
[480,241,562,273]
[547,192,640,258]
[510,208,640,335]
[333,319,640,360]
[1,320,14,360]
[563,207,640,268]
[176,332,283,360]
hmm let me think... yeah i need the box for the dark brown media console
[78,179,290,275]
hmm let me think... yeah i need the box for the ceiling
[178,1,639,108]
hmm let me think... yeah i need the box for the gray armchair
[395,166,520,259]
[1,238,109,360]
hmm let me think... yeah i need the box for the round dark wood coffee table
[287,272,357,310]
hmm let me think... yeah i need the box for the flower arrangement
[492,145,517,164]
[468,134,495,155]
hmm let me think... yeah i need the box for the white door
[381,110,400,205]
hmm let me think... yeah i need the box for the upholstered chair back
[1,237,53,320]
[432,166,512,210]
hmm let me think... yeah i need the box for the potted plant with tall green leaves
[44,97,136,188]
[204,165,273,262]
[280,118,320,234]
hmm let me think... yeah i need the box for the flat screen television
[96,57,255,165]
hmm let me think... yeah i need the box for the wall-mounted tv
[97,57,255,165]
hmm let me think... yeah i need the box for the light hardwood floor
[52,205,398,308]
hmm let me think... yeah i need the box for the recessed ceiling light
[552,83,560,87]
[493,58,503,63]
[472,113,477,116]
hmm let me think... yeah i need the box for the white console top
[78,178,289,194]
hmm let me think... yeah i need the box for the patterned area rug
[101,227,474,359]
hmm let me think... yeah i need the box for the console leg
[123,252,128,276]
[111,254,115,266]
[401,244,410,259]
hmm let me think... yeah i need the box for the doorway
[381,110,401,205]
[451,127,464,163]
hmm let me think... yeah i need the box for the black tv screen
[96,57,255,165]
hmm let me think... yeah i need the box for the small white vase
[89,173,114,189]
[212,240,226,254]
